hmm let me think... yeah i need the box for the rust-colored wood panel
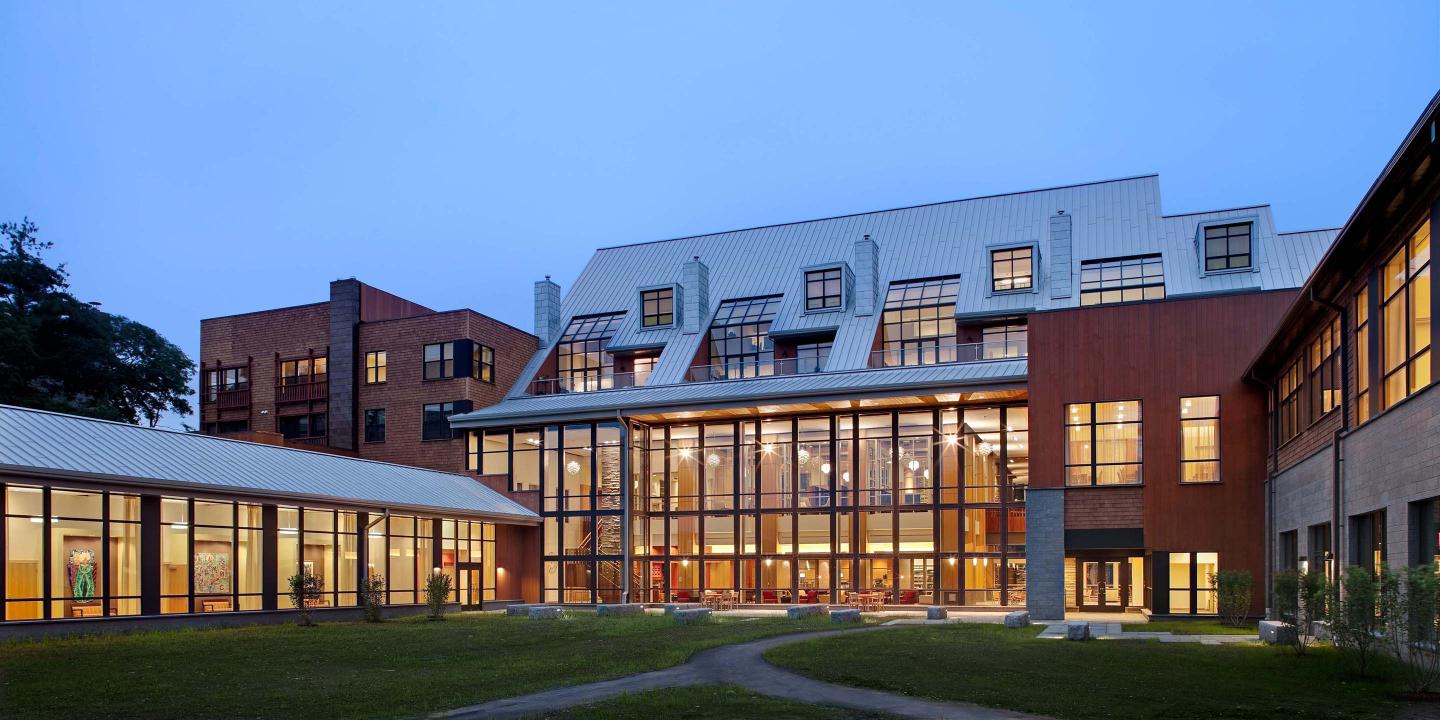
[1064,487,1143,528]
[479,474,539,513]
[495,524,540,603]
[1029,290,1296,614]
[359,283,434,323]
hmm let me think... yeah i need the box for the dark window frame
[474,345,495,383]
[1064,400,1143,487]
[365,351,387,385]
[1179,395,1220,484]
[804,268,843,311]
[277,412,327,440]
[794,341,832,374]
[423,342,454,381]
[707,296,784,378]
[641,288,675,328]
[990,247,1034,293]
[422,402,457,442]
[364,408,386,443]
[880,276,962,366]
[1202,222,1253,272]
[557,312,626,390]
[1079,254,1166,306]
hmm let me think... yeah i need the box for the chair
[674,589,693,603]
[762,590,779,604]
[801,590,819,604]
[899,590,918,605]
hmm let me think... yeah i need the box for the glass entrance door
[1078,557,1125,611]
[457,563,484,610]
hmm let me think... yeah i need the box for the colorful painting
[67,548,96,602]
[194,552,231,594]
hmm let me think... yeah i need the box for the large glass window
[981,324,1027,359]
[1308,319,1342,423]
[805,268,843,310]
[1180,396,1219,483]
[556,313,625,391]
[1381,219,1431,409]
[794,342,831,374]
[1356,283,1372,423]
[1080,254,1165,306]
[991,247,1033,292]
[277,412,327,440]
[1168,551,1219,615]
[1203,222,1252,271]
[1065,401,1142,486]
[707,296,783,379]
[880,276,960,366]
[641,288,674,327]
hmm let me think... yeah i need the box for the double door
[1076,555,1131,612]
[458,563,485,610]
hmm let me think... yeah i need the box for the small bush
[1214,570,1253,627]
[425,572,453,621]
[1333,566,1387,676]
[1389,565,1440,692]
[362,572,387,623]
[287,572,323,627]
[1274,569,1329,655]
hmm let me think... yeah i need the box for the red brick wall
[355,310,537,473]
[1064,487,1144,528]
[199,303,330,433]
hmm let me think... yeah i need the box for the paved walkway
[435,624,1045,720]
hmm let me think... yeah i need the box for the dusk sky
[3,2,1437,430]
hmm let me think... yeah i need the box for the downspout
[618,410,631,605]
[1311,288,1350,581]
[1249,369,1279,617]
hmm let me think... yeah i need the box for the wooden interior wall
[494,523,540,602]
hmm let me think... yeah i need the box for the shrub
[287,571,323,627]
[1388,565,1440,692]
[362,572,387,623]
[1214,570,1253,627]
[1274,569,1330,655]
[1332,566,1387,676]
[425,571,453,621]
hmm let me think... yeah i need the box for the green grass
[766,624,1404,720]
[529,684,900,719]
[0,611,836,720]
[1123,619,1258,635]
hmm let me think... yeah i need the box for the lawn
[0,611,835,720]
[1123,619,1258,635]
[766,624,1404,720]
[530,684,900,719]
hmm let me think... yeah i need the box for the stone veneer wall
[1025,488,1065,620]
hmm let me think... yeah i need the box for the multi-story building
[449,173,1336,618]
[1251,92,1440,590]
[198,279,537,474]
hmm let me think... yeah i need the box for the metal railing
[686,357,827,383]
[525,371,649,396]
[868,340,1027,368]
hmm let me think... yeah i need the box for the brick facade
[198,281,537,476]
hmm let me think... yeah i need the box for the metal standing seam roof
[452,360,1027,428]
[0,405,537,522]
[454,174,1336,428]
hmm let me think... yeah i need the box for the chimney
[1048,212,1073,299]
[852,235,879,316]
[534,276,561,345]
[682,256,709,334]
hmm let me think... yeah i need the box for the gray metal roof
[455,174,1336,428]
[0,406,537,522]
[452,360,1026,428]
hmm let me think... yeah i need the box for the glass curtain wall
[541,422,625,603]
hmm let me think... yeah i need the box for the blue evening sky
[2,3,1437,429]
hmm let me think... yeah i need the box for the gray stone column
[1025,487,1065,620]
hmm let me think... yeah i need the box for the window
[805,268,843,310]
[631,355,658,387]
[277,413,326,440]
[1355,282,1372,423]
[279,358,313,385]
[364,409,385,443]
[981,324,1027,359]
[204,420,248,434]
[1167,552,1218,615]
[422,402,456,441]
[991,247,1033,292]
[880,276,961,366]
[1203,222,1252,271]
[1308,318,1342,421]
[794,342,831,374]
[474,345,494,383]
[557,313,625,391]
[1080,254,1165,306]
[1179,396,1219,483]
[1279,530,1299,570]
[1309,523,1332,579]
[423,342,454,380]
[1350,509,1386,577]
[1380,219,1431,409]
[1065,401,1142,486]
[1278,358,1303,443]
[365,351,387,384]
[641,288,674,327]
[202,367,249,402]
[707,296,783,378]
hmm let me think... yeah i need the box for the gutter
[1311,289,1351,581]
[1247,369,1279,617]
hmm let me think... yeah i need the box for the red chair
[762,590,779,604]
[898,590,918,605]
[801,590,819,604]
[675,590,693,603]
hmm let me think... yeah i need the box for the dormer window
[991,247,1034,292]
[805,268,843,310]
[641,287,674,328]
[1204,222,1252,271]
[1080,254,1165,306]
[707,295,783,379]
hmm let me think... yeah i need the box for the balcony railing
[525,371,649,396]
[215,385,251,410]
[868,340,1027,369]
[275,379,328,404]
[686,357,828,383]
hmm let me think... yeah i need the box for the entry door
[457,563,484,610]
[1077,557,1126,611]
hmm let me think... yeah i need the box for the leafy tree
[425,571,453,621]
[1388,565,1440,692]
[1213,570,1253,627]
[362,572,387,623]
[288,571,323,626]
[1274,568,1330,656]
[1333,566,1388,676]
[0,218,193,425]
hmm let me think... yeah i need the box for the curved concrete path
[435,625,1044,719]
